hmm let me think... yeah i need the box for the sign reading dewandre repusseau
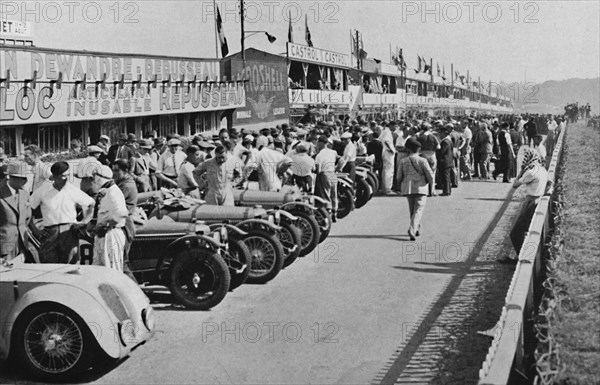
[0,48,246,126]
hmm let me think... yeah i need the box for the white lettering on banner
[287,43,350,67]
[0,49,220,83]
[1,81,245,125]
[272,107,285,115]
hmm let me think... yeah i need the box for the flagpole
[451,63,454,99]
[213,0,219,58]
[240,0,245,68]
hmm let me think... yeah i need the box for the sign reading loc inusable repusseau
[0,48,246,126]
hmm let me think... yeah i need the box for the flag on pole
[305,14,313,47]
[288,11,293,43]
[216,5,228,57]
[416,55,422,73]
[437,63,441,76]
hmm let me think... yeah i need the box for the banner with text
[287,43,351,68]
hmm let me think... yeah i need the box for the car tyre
[355,175,372,209]
[169,249,230,310]
[243,229,285,284]
[337,183,355,219]
[279,221,302,268]
[12,303,97,382]
[225,237,251,290]
[290,210,321,257]
[314,206,332,243]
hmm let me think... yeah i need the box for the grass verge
[544,122,600,384]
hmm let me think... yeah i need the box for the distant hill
[508,78,599,115]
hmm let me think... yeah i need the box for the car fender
[208,223,249,237]
[157,235,223,278]
[337,177,354,190]
[281,201,317,214]
[272,209,299,223]
[4,285,123,360]
[236,219,281,233]
[304,195,330,209]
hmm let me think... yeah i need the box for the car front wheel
[169,249,231,310]
[13,303,96,381]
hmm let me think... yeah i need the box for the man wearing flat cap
[30,161,95,264]
[132,139,155,192]
[0,162,32,263]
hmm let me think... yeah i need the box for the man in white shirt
[498,148,550,264]
[246,136,292,192]
[156,138,187,188]
[337,132,357,182]
[88,165,129,272]
[178,145,203,198]
[22,144,51,193]
[193,146,240,205]
[314,136,338,221]
[30,161,95,264]
[380,123,397,194]
[289,144,315,192]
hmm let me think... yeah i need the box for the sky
[1,0,599,84]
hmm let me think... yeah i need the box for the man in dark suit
[0,162,32,263]
[107,133,136,168]
[437,126,454,196]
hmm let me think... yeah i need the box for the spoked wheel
[14,304,96,381]
[290,211,321,256]
[169,249,230,310]
[279,221,302,268]
[243,229,284,284]
[337,183,355,219]
[224,237,251,291]
[313,206,332,243]
[354,175,372,209]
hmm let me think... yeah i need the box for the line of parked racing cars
[0,159,379,381]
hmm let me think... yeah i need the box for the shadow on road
[391,261,499,275]
[328,234,411,242]
[373,187,518,385]
[0,355,130,385]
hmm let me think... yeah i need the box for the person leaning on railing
[498,148,552,264]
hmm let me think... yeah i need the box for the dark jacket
[437,137,454,169]
[0,184,31,259]
[116,174,138,215]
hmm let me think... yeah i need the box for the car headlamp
[274,210,281,225]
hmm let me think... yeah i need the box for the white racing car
[0,260,155,381]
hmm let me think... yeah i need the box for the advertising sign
[287,43,351,68]
[228,52,289,125]
[0,48,244,125]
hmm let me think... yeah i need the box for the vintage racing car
[138,190,302,282]
[28,216,240,311]
[0,260,155,381]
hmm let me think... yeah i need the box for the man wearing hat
[156,138,186,188]
[87,165,129,272]
[289,143,315,192]
[97,134,111,154]
[30,161,95,264]
[396,137,435,240]
[76,145,104,194]
[437,126,454,196]
[314,136,338,222]
[0,162,32,263]
[532,134,547,167]
[107,133,135,167]
[132,139,155,192]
